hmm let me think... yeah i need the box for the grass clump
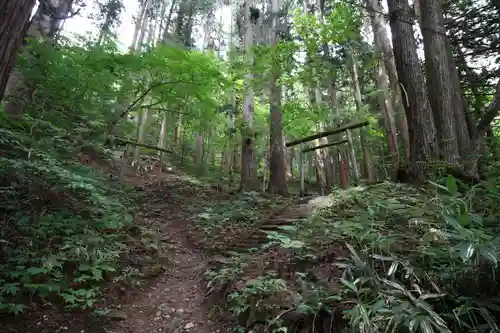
[320,180,500,332]
[0,115,135,314]
[206,179,500,333]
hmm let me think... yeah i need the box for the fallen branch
[114,137,173,154]
[286,120,369,147]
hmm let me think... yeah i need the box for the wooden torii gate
[285,120,369,197]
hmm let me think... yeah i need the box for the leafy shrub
[207,180,500,333]
[0,107,133,314]
[195,191,291,251]
[308,179,500,332]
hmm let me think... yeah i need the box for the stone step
[260,224,295,231]
[263,218,297,225]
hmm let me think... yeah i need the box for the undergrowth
[194,191,292,251]
[205,178,500,333]
[0,112,135,314]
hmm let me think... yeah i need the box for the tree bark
[366,0,410,163]
[240,0,259,191]
[419,0,463,165]
[2,0,74,115]
[267,0,288,195]
[490,0,500,14]
[133,107,152,163]
[158,112,170,168]
[387,0,439,181]
[0,0,35,101]
[161,0,178,43]
[349,50,377,183]
[466,79,500,175]
[373,57,399,178]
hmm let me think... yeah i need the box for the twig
[264,308,295,332]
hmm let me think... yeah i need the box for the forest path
[2,164,331,333]
[103,170,229,333]
[107,170,331,333]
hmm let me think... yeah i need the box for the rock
[177,308,184,314]
[103,309,128,321]
[184,323,195,330]
[164,317,182,332]
[158,303,169,310]
[156,311,162,317]
[141,264,165,278]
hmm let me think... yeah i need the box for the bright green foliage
[205,180,500,332]
[0,36,228,313]
[0,114,133,313]
[319,182,500,332]
[1,0,498,327]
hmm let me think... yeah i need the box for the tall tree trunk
[267,0,288,195]
[195,133,204,165]
[133,107,152,163]
[309,84,329,190]
[30,0,74,39]
[465,80,500,176]
[419,0,463,165]
[285,139,294,180]
[3,0,73,116]
[326,80,342,186]
[349,50,377,183]
[0,0,36,101]
[161,0,178,43]
[311,0,335,189]
[240,0,259,191]
[135,0,152,54]
[175,0,194,47]
[103,0,152,146]
[158,112,170,168]
[387,0,439,181]
[373,53,399,177]
[172,112,182,145]
[366,0,410,163]
[130,0,148,52]
[97,0,122,44]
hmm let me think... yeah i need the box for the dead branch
[114,138,173,154]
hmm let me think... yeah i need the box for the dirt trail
[107,169,334,332]
[1,165,330,333]
[104,171,224,333]
[107,172,331,333]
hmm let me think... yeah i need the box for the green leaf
[387,261,398,277]
[457,242,475,261]
[340,278,357,292]
[26,267,47,275]
[443,214,462,230]
[446,175,458,196]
